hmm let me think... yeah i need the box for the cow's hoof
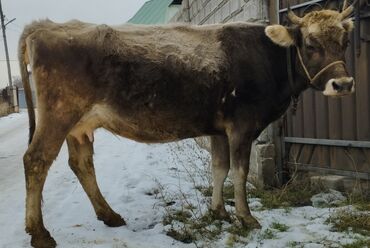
[98,213,126,227]
[30,232,57,248]
[238,215,261,230]
[210,208,231,222]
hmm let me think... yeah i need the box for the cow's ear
[342,19,354,32]
[265,25,295,47]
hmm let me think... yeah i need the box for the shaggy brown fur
[19,6,355,247]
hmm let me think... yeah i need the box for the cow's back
[22,20,231,142]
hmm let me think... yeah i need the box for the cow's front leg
[210,135,230,220]
[227,129,261,229]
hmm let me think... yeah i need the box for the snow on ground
[0,111,367,248]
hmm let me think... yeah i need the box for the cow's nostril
[332,81,343,91]
[342,81,353,91]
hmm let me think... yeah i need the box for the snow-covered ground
[0,111,367,248]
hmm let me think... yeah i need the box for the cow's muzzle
[323,77,355,96]
[295,46,356,97]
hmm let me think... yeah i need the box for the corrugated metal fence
[279,0,370,179]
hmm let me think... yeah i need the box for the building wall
[170,0,278,187]
[128,0,181,25]
[170,0,269,25]
[166,4,182,23]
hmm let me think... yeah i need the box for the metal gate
[277,0,370,180]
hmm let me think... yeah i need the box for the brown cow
[19,4,356,247]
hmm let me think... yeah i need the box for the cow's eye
[306,45,316,51]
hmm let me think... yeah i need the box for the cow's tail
[18,31,35,145]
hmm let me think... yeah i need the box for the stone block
[230,0,241,14]
[234,11,245,22]
[198,7,205,23]
[209,0,217,13]
[311,175,346,192]
[214,8,222,23]
[189,0,197,5]
[195,137,211,152]
[261,158,276,186]
[207,13,215,24]
[190,3,197,18]
[215,0,224,8]
[192,13,197,24]
[258,144,275,158]
[221,1,231,22]
[204,1,212,17]
[200,0,208,7]
[256,128,271,143]
[248,143,276,188]
[342,177,370,194]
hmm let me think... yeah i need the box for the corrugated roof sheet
[127,0,174,24]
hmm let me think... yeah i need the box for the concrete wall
[170,0,278,187]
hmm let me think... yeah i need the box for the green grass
[345,192,370,211]
[197,178,324,210]
[287,241,305,248]
[342,239,370,248]
[249,178,325,209]
[163,204,254,245]
[327,209,370,236]
[163,209,192,225]
[196,184,235,200]
[271,222,289,232]
[259,228,276,240]
[164,177,370,246]
[225,234,239,248]
[163,208,224,243]
[226,223,253,237]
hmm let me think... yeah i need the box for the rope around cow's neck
[295,46,346,85]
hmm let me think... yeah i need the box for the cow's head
[265,2,356,96]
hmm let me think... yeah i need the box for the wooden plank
[327,94,342,169]
[314,80,330,168]
[327,98,342,140]
[291,95,304,137]
[310,145,330,167]
[341,95,357,140]
[334,148,370,173]
[341,28,357,141]
[284,137,370,148]
[285,107,294,137]
[302,89,316,138]
[355,20,370,141]
[298,144,315,165]
[314,91,328,139]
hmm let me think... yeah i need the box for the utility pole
[0,0,17,112]
[0,0,15,88]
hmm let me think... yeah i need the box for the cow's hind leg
[24,120,71,248]
[210,135,230,220]
[66,135,126,227]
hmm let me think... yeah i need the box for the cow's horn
[341,0,358,20]
[342,0,348,11]
[287,4,302,25]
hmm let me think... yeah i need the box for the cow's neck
[275,45,309,106]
